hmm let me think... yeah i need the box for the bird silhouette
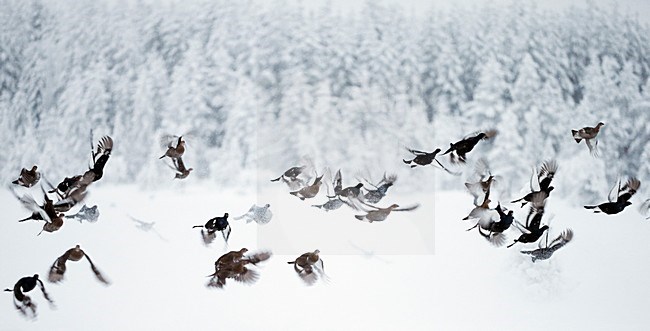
[511,160,557,207]
[442,130,497,163]
[508,195,549,248]
[584,177,641,214]
[4,274,54,318]
[193,213,231,245]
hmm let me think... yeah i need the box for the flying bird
[64,204,99,223]
[403,148,442,168]
[13,188,65,235]
[159,135,185,160]
[312,197,350,211]
[511,160,557,207]
[193,213,231,245]
[464,158,500,206]
[166,156,193,179]
[360,173,397,204]
[48,175,82,199]
[130,216,168,241]
[520,228,574,262]
[354,203,419,223]
[80,135,113,184]
[508,195,549,248]
[234,204,273,224]
[288,250,328,286]
[571,122,604,156]
[4,274,54,318]
[12,165,41,188]
[473,203,515,247]
[584,177,641,214]
[290,174,324,200]
[442,130,497,163]
[403,147,459,174]
[207,249,272,289]
[271,165,306,183]
[48,245,110,285]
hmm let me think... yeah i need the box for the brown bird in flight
[12,165,41,188]
[48,245,110,285]
[571,122,604,156]
[159,135,185,160]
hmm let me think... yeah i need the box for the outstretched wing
[36,279,55,304]
[245,250,273,264]
[159,134,181,149]
[406,147,429,155]
[97,136,113,154]
[585,138,599,157]
[607,178,621,203]
[297,268,319,286]
[394,204,420,212]
[83,252,110,285]
[432,158,462,176]
[512,219,531,234]
[482,129,498,139]
[529,166,540,192]
[221,225,232,243]
[12,189,50,223]
[313,258,330,283]
[474,157,491,178]
[233,268,259,285]
[48,255,68,283]
[465,181,484,206]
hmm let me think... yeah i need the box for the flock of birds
[5,121,650,319]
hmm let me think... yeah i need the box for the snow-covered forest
[3,1,650,330]
[1,0,650,200]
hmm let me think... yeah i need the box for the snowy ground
[1,184,649,330]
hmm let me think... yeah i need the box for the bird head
[597,122,605,127]
[224,213,229,218]
[31,165,38,171]
[265,204,270,208]
[239,248,249,254]
[389,204,400,209]
[33,274,39,280]
[355,183,364,189]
